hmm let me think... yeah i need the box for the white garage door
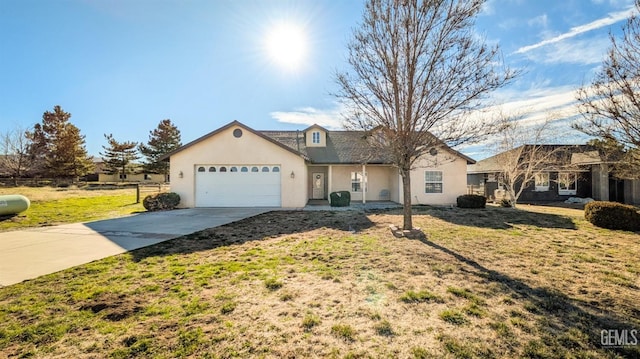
[195,165,281,207]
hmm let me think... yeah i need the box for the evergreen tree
[101,134,140,181]
[27,105,93,180]
[139,119,182,181]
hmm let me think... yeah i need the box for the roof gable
[159,121,307,161]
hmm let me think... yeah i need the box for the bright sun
[265,22,308,72]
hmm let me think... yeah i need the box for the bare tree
[335,0,516,229]
[575,0,640,154]
[0,125,33,185]
[490,115,568,208]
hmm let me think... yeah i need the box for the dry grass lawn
[0,205,638,358]
[0,186,144,231]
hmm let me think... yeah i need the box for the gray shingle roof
[260,130,391,164]
[160,120,475,165]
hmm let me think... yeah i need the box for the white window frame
[350,171,367,192]
[558,172,577,195]
[312,131,321,144]
[534,172,550,191]
[424,171,443,194]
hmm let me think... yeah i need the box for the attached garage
[163,121,308,208]
[195,165,282,207]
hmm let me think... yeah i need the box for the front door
[312,173,325,199]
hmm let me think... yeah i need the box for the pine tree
[27,105,93,180]
[139,119,182,181]
[101,134,140,181]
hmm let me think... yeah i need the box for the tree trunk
[401,168,413,230]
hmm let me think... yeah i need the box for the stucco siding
[328,165,395,202]
[169,125,307,208]
[399,150,468,205]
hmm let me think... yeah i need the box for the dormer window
[312,131,320,144]
[305,124,326,147]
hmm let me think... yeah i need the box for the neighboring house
[468,145,640,205]
[88,158,163,183]
[161,120,475,208]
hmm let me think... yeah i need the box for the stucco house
[161,120,475,208]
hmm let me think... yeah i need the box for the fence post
[136,184,140,203]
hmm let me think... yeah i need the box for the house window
[534,172,549,191]
[251,166,259,172]
[312,131,320,144]
[272,166,280,172]
[424,171,443,193]
[209,167,216,172]
[351,172,367,192]
[119,174,128,179]
[558,172,577,195]
[197,167,205,172]
[230,166,238,172]
[144,174,151,180]
[241,167,248,172]
[262,166,270,172]
[220,166,227,172]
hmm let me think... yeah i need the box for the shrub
[329,191,350,207]
[143,192,180,211]
[584,201,640,231]
[331,324,355,341]
[456,194,486,208]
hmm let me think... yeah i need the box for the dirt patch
[79,293,144,321]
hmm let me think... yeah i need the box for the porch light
[179,171,184,178]
[290,171,295,179]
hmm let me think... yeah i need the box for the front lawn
[0,205,638,358]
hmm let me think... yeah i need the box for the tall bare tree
[575,0,640,165]
[0,125,33,184]
[490,115,567,208]
[336,0,516,229]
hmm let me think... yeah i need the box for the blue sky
[0,0,636,159]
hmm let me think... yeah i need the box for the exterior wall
[592,164,609,201]
[328,165,395,202]
[98,173,160,183]
[400,150,468,205]
[624,179,640,205]
[169,125,308,208]
[517,171,591,203]
[390,167,400,203]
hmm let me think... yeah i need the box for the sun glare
[265,22,308,72]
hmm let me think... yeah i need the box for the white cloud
[520,36,611,64]
[270,106,344,129]
[528,14,548,28]
[514,5,636,54]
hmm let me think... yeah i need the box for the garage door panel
[195,165,281,207]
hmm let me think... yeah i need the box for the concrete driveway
[0,208,270,287]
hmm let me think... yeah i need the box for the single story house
[161,120,475,208]
[87,158,164,183]
[467,144,640,205]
